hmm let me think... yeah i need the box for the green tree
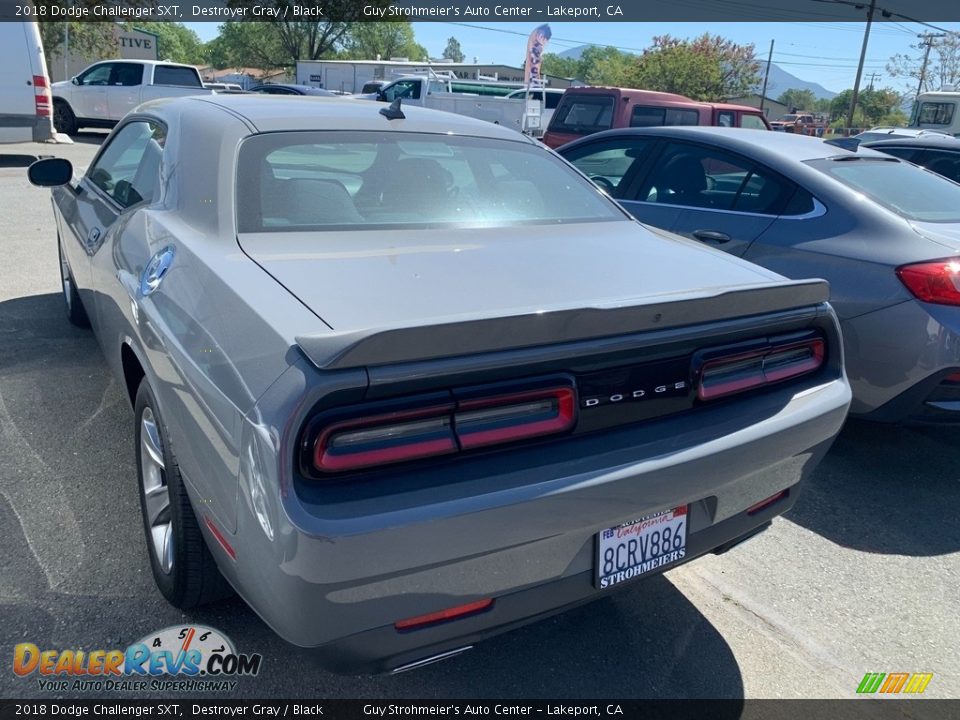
[136,23,207,65]
[888,34,960,95]
[830,87,905,127]
[39,22,118,65]
[341,22,426,61]
[443,36,465,63]
[540,52,580,79]
[626,34,760,101]
[206,21,285,69]
[221,4,387,68]
[577,46,636,85]
[777,88,817,112]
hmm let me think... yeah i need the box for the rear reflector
[945,371,960,383]
[203,516,236,560]
[33,75,51,117]
[698,338,824,401]
[311,386,577,474]
[897,259,960,306]
[394,599,494,631]
[747,490,789,515]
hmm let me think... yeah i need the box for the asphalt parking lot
[0,136,958,703]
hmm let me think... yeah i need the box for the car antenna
[380,98,405,120]
[825,137,860,152]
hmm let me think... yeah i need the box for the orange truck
[769,112,828,135]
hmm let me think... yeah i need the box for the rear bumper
[843,300,960,423]
[209,376,849,671]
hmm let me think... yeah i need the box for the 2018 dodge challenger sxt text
[29,95,851,673]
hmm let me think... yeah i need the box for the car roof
[145,94,538,141]
[559,126,887,163]
[861,135,960,149]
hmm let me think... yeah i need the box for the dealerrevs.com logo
[13,625,262,693]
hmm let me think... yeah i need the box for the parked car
[204,82,246,94]
[28,96,849,673]
[52,60,212,135]
[908,90,960,137]
[542,86,770,149]
[559,126,960,423]
[861,134,960,183]
[769,112,828,136]
[0,20,54,143]
[852,126,951,142]
[248,83,339,96]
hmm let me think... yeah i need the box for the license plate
[595,506,687,589]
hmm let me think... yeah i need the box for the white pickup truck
[52,60,211,135]
[361,75,543,135]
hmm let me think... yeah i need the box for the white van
[0,20,54,143]
[909,90,960,137]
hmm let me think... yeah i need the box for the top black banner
[3,0,960,23]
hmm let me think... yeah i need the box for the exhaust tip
[389,646,473,674]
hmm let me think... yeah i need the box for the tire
[53,99,77,135]
[58,237,90,328]
[134,380,233,609]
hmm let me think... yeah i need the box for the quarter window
[87,121,165,208]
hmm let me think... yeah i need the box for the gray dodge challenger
[29,95,851,673]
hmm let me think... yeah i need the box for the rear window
[237,131,623,232]
[549,95,615,135]
[915,102,955,126]
[810,157,960,222]
[153,65,201,87]
[629,106,700,128]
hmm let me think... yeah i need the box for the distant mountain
[763,63,837,100]
[556,45,836,100]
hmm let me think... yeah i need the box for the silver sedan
[28,95,850,673]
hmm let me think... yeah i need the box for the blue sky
[185,21,960,94]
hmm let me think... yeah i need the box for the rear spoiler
[296,279,830,371]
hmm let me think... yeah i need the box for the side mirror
[71,76,79,85]
[28,157,73,187]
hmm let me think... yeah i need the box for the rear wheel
[134,380,233,608]
[53,100,77,135]
[58,238,89,328]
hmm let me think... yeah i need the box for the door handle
[692,230,731,244]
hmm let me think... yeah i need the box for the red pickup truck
[542,86,770,149]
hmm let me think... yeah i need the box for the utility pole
[760,39,774,114]
[917,33,946,99]
[846,0,877,134]
[866,72,881,90]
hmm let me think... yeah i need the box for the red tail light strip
[312,387,577,474]
[33,75,51,117]
[698,338,825,401]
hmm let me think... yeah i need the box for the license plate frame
[594,506,688,589]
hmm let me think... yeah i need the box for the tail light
[311,385,577,474]
[33,75,51,117]
[697,335,825,401]
[897,259,960,306]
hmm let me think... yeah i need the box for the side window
[154,65,202,87]
[741,114,768,130]
[874,146,924,163]
[545,92,562,110]
[781,187,817,216]
[382,80,420,101]
[631,106,666,127]
[718,111,735,128]
[112,64,143,87]
[921,150,960,183]
[640,142,790,213]
[78,63,113,86]
[87,121,165,209]
[667,109,700,126]
[562,139,652,197]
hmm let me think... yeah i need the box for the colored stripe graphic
[880,673,909,693]
[903,673,934,694]
[857,673,885,694]
[857,672,933,694]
